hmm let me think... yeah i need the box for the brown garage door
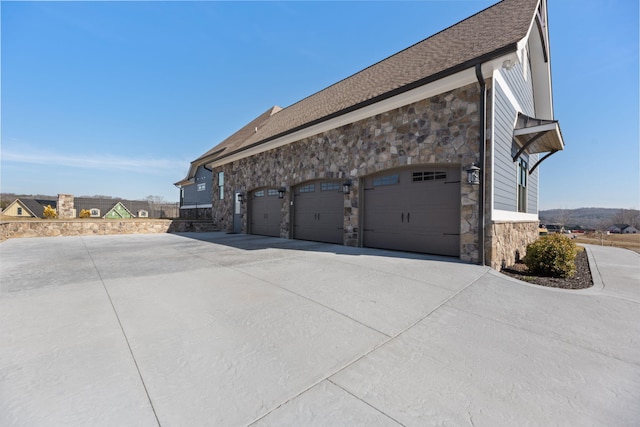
[363,167,460,256]
[250,189,281,237]
[293,181,344,244]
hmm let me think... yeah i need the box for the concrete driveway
[1,233,638,426]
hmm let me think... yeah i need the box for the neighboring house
[73,197,158,219]
[182,0,565,269]
[103,201,135,219]
[3,195,177,219]
[609,224,638,234]
[2,198,57,218]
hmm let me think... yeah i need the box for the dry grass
[573,233,640,253]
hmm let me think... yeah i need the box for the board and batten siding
[493,59,538,214]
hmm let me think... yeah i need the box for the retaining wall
[0,220,218,242]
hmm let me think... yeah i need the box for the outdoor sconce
[342,179,353,195]
[237,193,244,203]
[278,187,286,199]
[466,164,481,185]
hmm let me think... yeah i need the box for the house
[174,106,282,219]
[3,195,177,219]
[179,0,564,270]
[609,224,638,234]
[2,198,57,218]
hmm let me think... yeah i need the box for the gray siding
[500,59,534,117]
[494,83,518,211]
[494,58,539,214]
[182,166,213,206]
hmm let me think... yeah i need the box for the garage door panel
[363,167,460,257]
[251,190,281,237]
[294,182,343,244]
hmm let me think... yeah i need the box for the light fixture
[342,179,353,195]
[278,187,286,199]
[466,164,481,185]
[237,193,244,203]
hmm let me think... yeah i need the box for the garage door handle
[407,212,410,223]
[443,233,460,236]
[401,212,404,223]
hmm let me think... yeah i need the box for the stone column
[57,194,75,219]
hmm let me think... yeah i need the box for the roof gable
[103,201,135,219]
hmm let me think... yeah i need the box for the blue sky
[2,0,638,209]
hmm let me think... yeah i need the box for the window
[197,183,206,191]
[373,174,399,187]
[517,158,528,212]
[90,209,100,217]
[267,189,279,196]
[17,207,23,215]
[321,182,340,192]
[218,172,224,200]
[298,184,315,193]
[254,190,265,197]
[412,171,446,182]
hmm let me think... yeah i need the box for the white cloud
[1,148,187,176]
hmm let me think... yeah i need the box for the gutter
[475,63,487,267]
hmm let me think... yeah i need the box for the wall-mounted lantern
[466,164,481,185]
[342,179,353,195]
[237,193,244,203]
[278,187,287,199]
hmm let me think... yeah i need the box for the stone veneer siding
[487,221,539,270]
[212,83,484,263]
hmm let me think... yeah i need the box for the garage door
[363,167,460,256]
[293,181,344,244]
[250,189,281,237]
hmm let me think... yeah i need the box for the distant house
[3,195,177,219]
[103,201,135,219]
[609,224,638,234]
[2,198,57,218]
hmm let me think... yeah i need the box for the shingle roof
[202,0,538,164]
[20,199,57,218]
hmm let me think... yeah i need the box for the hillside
[540,208,640,230]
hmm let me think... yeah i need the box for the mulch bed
[501,249,593,290]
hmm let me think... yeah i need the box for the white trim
[180,204,212,209]
[492,209,538,222]
[493,70,523,114]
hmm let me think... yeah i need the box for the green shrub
[79,209,91,218]
[43,205,58,219]
[524,234,578,278]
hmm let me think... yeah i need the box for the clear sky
[2,0,638,209]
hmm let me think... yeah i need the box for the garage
[363,167,461,256]
[250,189,281,237]
[293,181,344,244]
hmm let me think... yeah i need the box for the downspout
[475,63,487,266]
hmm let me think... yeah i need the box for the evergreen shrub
[524,234,578,278]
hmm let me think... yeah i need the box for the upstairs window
[218,172,224,200]
[517,159,528,212]
[197,183,206,192]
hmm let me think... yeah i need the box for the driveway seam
[246,269,490,425]
[444,304,640,367]
[327,379,406,426]
[229,266,392,338]
[80,237,162,427]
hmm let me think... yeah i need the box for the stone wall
[487,221,539,270]
[0,220,176,241]
[212,83,484,263]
